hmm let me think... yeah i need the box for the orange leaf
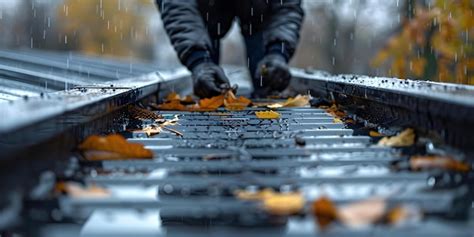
[224,90,252,111]
[263,192,305,216]
[157,100,187,111]
[410,155,470,172]
[312,197,338,229]
[199,94,225,110]
[165,92,181,101]
[78,134,153,160]
[56,182,110,199]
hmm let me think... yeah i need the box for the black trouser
[209,30,265,93]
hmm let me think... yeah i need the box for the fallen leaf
[267,95,311,109]
[56,182,110,199]
[386,205,423,226]
[157,100,187,111]
[165,91,181,102]
[79,134,153,160]
[181,95,196,105]
[326,104,346,118]
[338,198,386,229]
[234,188,275,201]
[198,94,225,111]
[333,118,343,123]
[378,128,416,147]
[263,192,305,216]
[142,125,163,136]
[128,106,163,120]
[256,111,281,119]
[312,197,338,229]
[224,90,252,111]
[283,95,311,107]
[410,155,470,172]
[369,131,384,137]
[161,126,184,137]
[235,189,305,216]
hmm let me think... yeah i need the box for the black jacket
[156,0,304,69]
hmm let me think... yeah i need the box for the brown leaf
[410,155,470,172]
[312,197,338,229]
[378,128,416,147]
[128,106,163,120]
[79,134,153,160]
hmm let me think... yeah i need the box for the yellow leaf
[263,192,305,216]
[235,189,305,216]
[234,188,275,201]
[267,95,311,109]
[378,128,416,147]
[256,111,281,119]
[386,205,422,226]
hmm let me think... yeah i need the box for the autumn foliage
[56,0,153,59]
[372,0,474,84]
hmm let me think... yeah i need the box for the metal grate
[74,104,472,236]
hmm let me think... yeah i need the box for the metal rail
[290,69,474,150]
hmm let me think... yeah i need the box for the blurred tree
[56,0,155,60]
[372,0,474,84]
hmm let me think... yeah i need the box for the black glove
[254,54,291,93]
[192,62,231,98]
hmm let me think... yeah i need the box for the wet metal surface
[69,105,473,237]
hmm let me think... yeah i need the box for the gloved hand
[192,62,231,98]
[255,54,291,94]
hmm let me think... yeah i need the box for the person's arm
[263,0,305,62]
[156,0,213,70]
[254,0,304,95]
[156,0,230,98]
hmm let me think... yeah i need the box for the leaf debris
[255,110,281,119]
[378,128,416,147]
[78,134,153,161]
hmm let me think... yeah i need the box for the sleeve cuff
[185,50,212,71]
[266,42,291,62]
